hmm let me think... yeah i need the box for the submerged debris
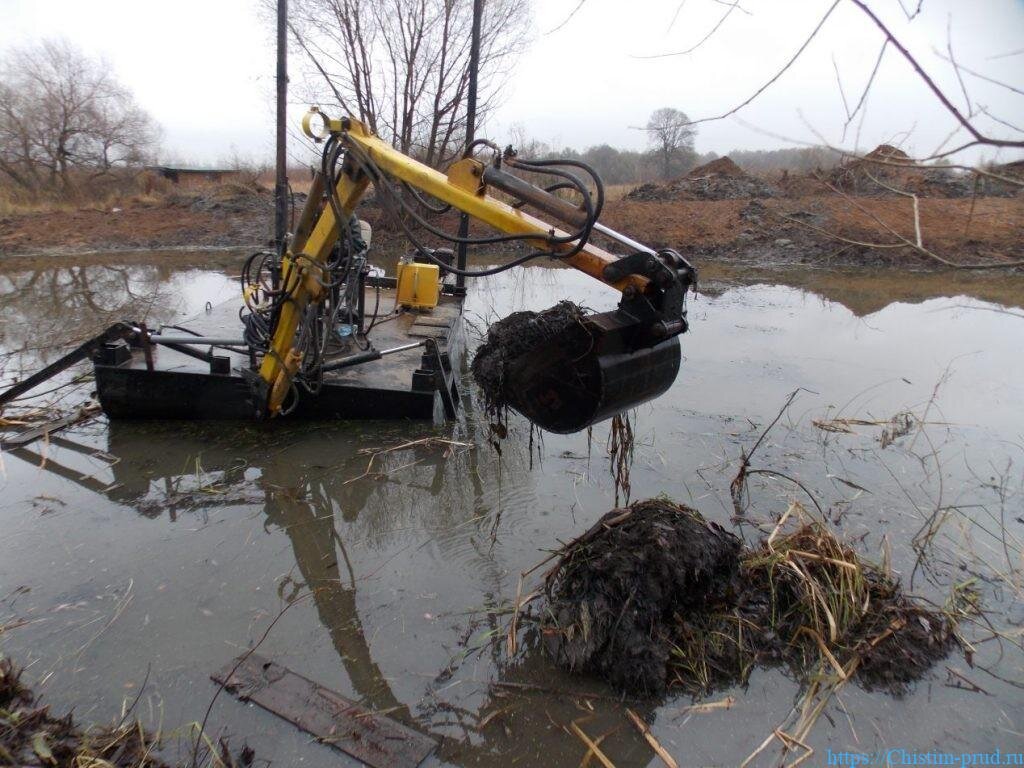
[0,656,256,768]
[0,656,171,767]
[538,500,964,696]
[470,300,591,420]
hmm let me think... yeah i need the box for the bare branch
[633,0,749,59]
[848,0,1024,149]
[679,1,841,127]
[545,0,587,35]
[832,54,851,120]
[842,40,887,141]
[933,50,1024,98]
[667,0,688,33]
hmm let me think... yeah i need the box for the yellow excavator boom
[257,113,695,431]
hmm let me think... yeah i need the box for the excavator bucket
[499,309,682,434]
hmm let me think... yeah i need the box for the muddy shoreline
[2,190,1021,272]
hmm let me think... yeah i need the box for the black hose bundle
[341,136,605,277]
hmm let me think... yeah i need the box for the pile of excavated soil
[825,144,1015,198]
[625,156,778,202]
[182,182,273,214]
[470,301,591,419]
[539,499,961,696]
[827,145,918,197]
[690,156,747,178]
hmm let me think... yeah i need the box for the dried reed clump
[1,654,257,766]
[671,506,962,695]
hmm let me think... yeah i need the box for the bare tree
[287,0,530,167]
[644,107,697,180]
[0,39,159,195]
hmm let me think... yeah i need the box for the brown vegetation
[0,654,255,768]
[0,183,273,254]
[0,40,158,198]
[0,655,170,767]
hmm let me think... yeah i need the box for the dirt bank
[2,183,1021,271]
[0,185,274,256]
[601,195,1024,269]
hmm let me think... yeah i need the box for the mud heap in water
[471,300,590,419]
[542,499,742,694]
[540,499,962,696]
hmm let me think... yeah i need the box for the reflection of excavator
[248,110,695,433]
[0,111,695,434]
[3,424,658,766]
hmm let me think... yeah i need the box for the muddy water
[1,259,1022,767]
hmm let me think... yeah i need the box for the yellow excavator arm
[255,111,695,432]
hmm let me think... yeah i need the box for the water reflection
[0,265,237,399]
[3,419,661,766]
[696,262,1024,316]
[2,258,1023,766]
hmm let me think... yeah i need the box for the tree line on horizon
[507,134,847,186]
[0,29,853,206]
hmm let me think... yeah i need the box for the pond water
[1,257,1022,767]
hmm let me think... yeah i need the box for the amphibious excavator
[0,110,695,434]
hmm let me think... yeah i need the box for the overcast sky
[2,0,1022,166]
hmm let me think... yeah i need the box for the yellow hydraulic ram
[258,111,695,428]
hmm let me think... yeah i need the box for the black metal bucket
[503,309,682,434]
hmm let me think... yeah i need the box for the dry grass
[0,654,255,768]
[0,172,174,217]
[669,502,971,696]
[602,183,638,203]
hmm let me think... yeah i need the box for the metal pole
[454,0,483,293]
[273,0,289,289]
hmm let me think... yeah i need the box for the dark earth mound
[539,500,962,697]
[625,155,778,202]
[688,156,748,178]
[470,300,590,418]
[540,499,742,695]
[824,143,1017,198]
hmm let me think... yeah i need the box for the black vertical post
[454,0,483,293]
[273,0,289,289]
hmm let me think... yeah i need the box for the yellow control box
[395,262,440,310]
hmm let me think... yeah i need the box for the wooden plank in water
[408,326,450,339]
[410,315,452,328]
[212,653,435,768]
